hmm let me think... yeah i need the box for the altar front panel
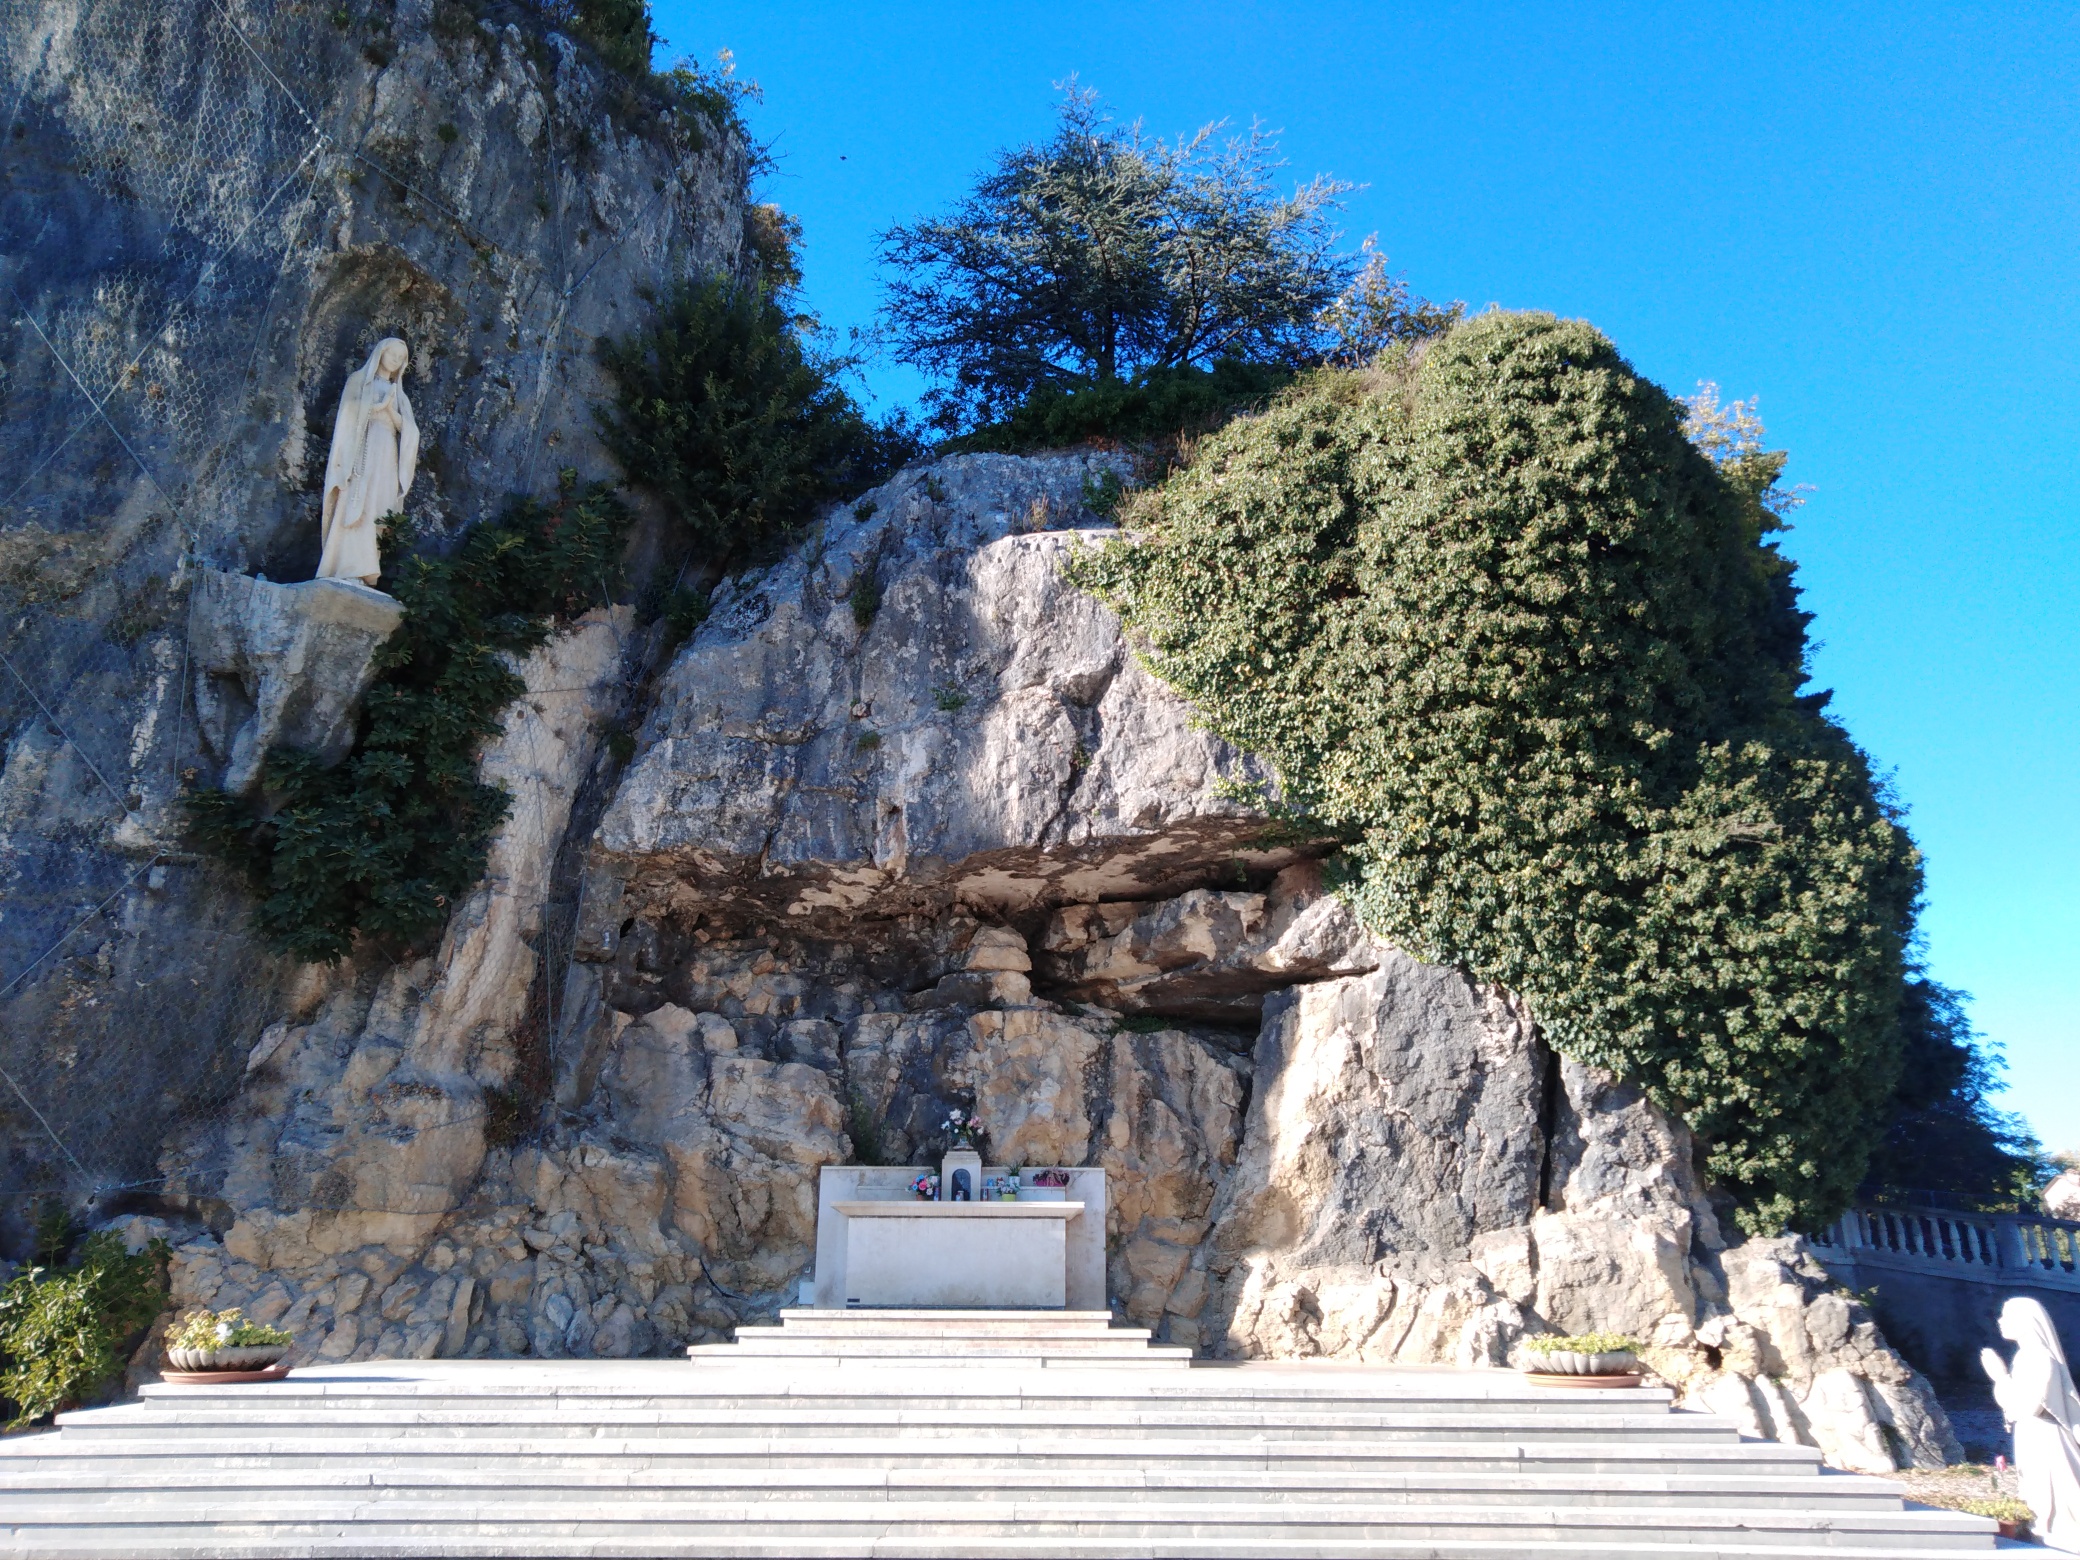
[838,1203,1077,1308]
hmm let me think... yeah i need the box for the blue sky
[651,2,2079,1154]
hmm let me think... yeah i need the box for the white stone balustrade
[1810,1205,2080,1294]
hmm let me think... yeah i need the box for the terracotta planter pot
[166,1344,289,1372]
[1527,1348,1638,1376]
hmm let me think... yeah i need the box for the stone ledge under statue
[811,1163,1107,1310]
[188,568,404,796]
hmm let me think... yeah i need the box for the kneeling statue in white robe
[317,337,418,587]
[1983,1295,2080,1549]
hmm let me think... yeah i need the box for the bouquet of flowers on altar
[941,1107,976,1146]
[910,1173,937,1201]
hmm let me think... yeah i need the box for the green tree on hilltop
[881,86,1450,432]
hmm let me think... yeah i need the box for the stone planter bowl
[1529,1348,1638,1376]
[166,1344,289,1372]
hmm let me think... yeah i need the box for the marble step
[0,1547,2010,1560]
[0,1434,1831,1477]
[0,1498,1998,1552]
[689,1337,1195,1362]
[0,1464,1909,1509]
[691,1335,1189,1351]
[718,1331,1179,1350]
[694,1309,1194,1365]
[125,1389,1688,1422]
[44,1405,1744,1443]
[775,1308,1125,1332]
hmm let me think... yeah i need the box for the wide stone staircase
[0,1312,2007,1558]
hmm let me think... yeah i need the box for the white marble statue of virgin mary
[1983,1295,2080,1548]
[317,337,418,586]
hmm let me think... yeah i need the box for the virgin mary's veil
[2003,1296,2080,1430]
[364,337,408,380]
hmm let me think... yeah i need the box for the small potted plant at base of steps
[1957,1498,2033,1542]
[163,1308,294,1383]
[1521,1332,1643,1387]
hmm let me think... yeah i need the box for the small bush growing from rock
[0,1231,167,1428]
[596,276,917,559]
[568,0,654,78]
[848,573,881,629]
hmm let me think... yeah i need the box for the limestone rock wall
[154,604,637,1357]
[131,452,1960,1476]
[596,451,1307,928]
[0,0,747,1224]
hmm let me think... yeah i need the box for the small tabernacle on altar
[809,1156,1106,1309]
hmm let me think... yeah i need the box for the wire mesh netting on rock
[0,0,725,1250]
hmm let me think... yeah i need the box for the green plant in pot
[1959,1498,2033,1541]
[1522,1332,1640,1377]
[165,1308,294,1373]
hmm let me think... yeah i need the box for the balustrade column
[1995,1219,2034,1270]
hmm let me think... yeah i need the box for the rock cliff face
[0,0,746,1221]
[137,451,1960,1474]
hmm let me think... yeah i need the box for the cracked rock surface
[0,0,745,1213]
[599,452,1313,930]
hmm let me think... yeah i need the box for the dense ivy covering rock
[1074,311,1923,1232]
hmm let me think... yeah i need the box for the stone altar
[810,1164,1107,1310]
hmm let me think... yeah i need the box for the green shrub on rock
[1074,311,1922,1233]
[596,276,914,557]
[951,361,1295,455]
[188,477,630,963]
